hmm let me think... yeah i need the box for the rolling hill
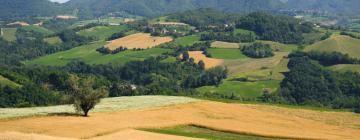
[304,34,360,58]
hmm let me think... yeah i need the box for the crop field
[105,33,173,50]
[77,25,129,40]
[208,48,248,60]
[44,36,62,44]
[174,34,201,46]
[224,52,288,76]
[186,51,224,69]
[304,34,360,58]
[26,41,170,66]
[1,28,17,41]
[197,80,280,99]
[21,25,54,35]
[211,41,239,49]
[328,64,360,73]
[0,99,359,140]
[234,28,256,35]
[0,75,20,88]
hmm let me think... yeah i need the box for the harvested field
[0,100,359,140]
[105,33,173,50]
[183,51,224,69]
[211,41,239,49]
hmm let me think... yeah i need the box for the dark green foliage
[320,32,332,40]
[289,51,359,66]
[201,32,256,43]
[271,56,360,112]
[236,12,310,44]
[241,43,274,58]
[96,47,127,55]
[340,32,360,39]
[107,32,126,41]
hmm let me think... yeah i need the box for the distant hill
[0,0,359,20]
[0,0,65,20]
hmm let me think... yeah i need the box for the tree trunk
[84,109,89,117]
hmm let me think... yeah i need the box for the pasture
[105,33,173,50]
[44,36,62,44]
[0,98,359,140]
[174,34,201,46]
[211,41,239,49]
[1,28,17,41]
[328,64,360,73]
[77,25,128,40]
[197,80,280,99]
[0,75,20,88]
[208,48,248,60]
[26,41,170,66]
[304,34,360,58]
[21,25,54,35]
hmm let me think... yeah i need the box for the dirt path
[0,101,359,140]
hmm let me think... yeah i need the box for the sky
[49,0,70,3]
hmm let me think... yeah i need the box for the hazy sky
[49,0,70,3]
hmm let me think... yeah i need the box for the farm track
[0,101,359,140]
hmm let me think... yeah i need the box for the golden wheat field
[104,33,173,50]
[0,100,359,140]
[181,51,224,69]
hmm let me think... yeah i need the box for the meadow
[26,41,171,66]
[208,48,248,60]
[0,75,20,88]
[211,41,239,49]
[21,25,54,35]
[328,64,360,73]
[0,96,199,119]
[304,34,360,58]
[174,34,201,46]
[1,28,17,41]
[43,36,62,44]
[77,25,129,40]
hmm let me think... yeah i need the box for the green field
[234,28,256,35]
[77,25,128,40]
[328,64,360,73]
[26,41,171,66]
[304,34,360,58]
[0,96,199,119]
[197,80,280,99]
[1,28,17,41]
[143,125,286,140]
[208,48,248,59]
[0,75,20,88]
[174,34,201,46]
[20,25,54,35]
[43,36,62,44]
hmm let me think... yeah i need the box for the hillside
[304,34,360,58]
[0,0,65,20]
[0,96,359,140]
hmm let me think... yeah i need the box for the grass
[20,25,54,35]
[0,96,199,119]
[26,41,171,66]
[1,28,17,41]
[304,34,360,58]
[43,36,62,44]
[142,125,287,140]
[208,48,248,59]
[77,25,128,40]
[211,41,239,49]
[328,64,360,73]
[0,75,20,88]
[197,80,280,99]
[174,34,201,46]
[234,28,256,35]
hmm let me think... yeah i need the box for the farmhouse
[6,22,29,28]
[55,15,77,20]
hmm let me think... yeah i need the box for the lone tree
[182,51,190,61]
[67,75,108,117]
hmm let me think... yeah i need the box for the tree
[182,51,190,61]
[198,60,206,70]
[67,75,108,117]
